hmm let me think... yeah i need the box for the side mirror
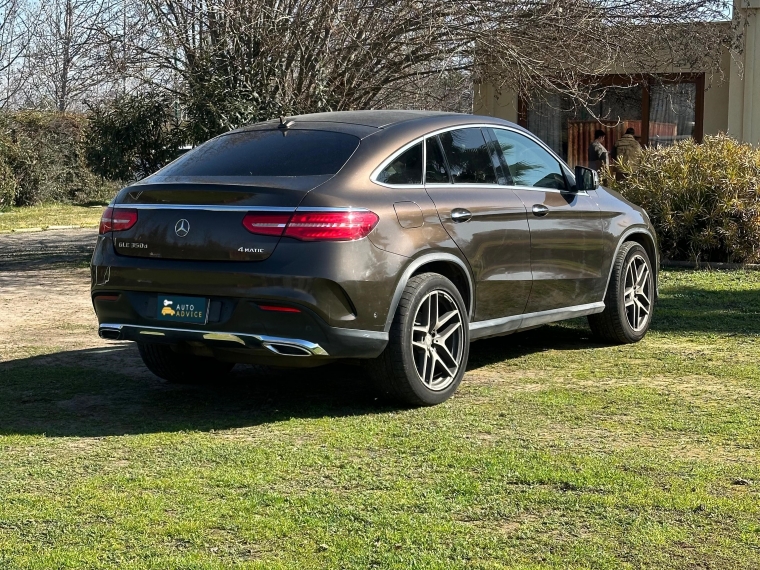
[574,166,599,191]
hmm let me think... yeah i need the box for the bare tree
[23,0,115,111]
[473,1,736,108]
[126,0,736,133]
[0,0,32,108]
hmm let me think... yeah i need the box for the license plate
[156,295,209,324]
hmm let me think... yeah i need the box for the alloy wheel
[411,290,464,391]
[624,254,652,332]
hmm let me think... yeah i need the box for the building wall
[728,1,760,144]
[473,83,518,123]
[475,72,731,138]
[475,7,760,145]
[704,49,731,136]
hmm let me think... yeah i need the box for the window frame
[425,135,452,184]
[373,140,424,186]
[435,127,501,186]
[371,123,578,194]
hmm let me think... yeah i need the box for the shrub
[0,159,16,210]
[0,111,118,206]
[85,92,186,181]
[608,134,760,264]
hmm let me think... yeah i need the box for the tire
[137,342,234,384]
[370,272,470,406]
[589,241,655,344]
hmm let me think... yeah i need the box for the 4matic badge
[238,246,265,253]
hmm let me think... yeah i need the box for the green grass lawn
[0,203,105,231]
[1,270,759,569]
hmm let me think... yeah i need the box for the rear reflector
[99,207,138,234]
[94,294,120,302]
[257,304,301,313]
[242,210,379,241]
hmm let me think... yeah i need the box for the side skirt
[469,302,605,341]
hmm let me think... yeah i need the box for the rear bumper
[91,233,398,361]
[93,296,388,360]
[98,322,387,359]
[91,234,405,334]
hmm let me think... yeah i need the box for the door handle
[532,204,549,217]
[451,208,472,223]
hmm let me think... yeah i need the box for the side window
[438,128,497,184]
[425,136,450,183]
[490,129,567,191]
[376,142,422,185]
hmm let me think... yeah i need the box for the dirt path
[0,228,149,374]
[0,229,364,384]
[0,264,153,374]
[0,228,97,269]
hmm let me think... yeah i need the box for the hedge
[0,111,117,209]
[608,134,760,264]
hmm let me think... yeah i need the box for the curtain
[527,93,563,156]
[649,83,697,148]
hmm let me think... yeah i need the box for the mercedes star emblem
[175,219,190,237]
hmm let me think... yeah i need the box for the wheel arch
[383,253,474,332]
[606,227,659,299]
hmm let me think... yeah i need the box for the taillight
[282,211,379,241]
[242,210,379,241]
[242,212,291,236]
[285,211,379,241]
[99,207,138,234]
[98,207,112,234]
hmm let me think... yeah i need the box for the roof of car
[232,110,521,140]
[284,110,463,128]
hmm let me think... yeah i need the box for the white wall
[475,31,737,141]
[728,1,760,143]
[473,83,518,123]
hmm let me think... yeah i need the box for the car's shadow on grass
[3,275,757,438]
[0,324,597,437]
[654,285,760,335]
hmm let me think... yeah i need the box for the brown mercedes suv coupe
[92,110,657,405]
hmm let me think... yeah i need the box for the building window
[649,82,698,148]
[521,74,704,168]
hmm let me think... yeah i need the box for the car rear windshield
[158,129,360,177]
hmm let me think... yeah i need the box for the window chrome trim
[370,123,576,190]
[510,185,589,197]
[423,183,588,196]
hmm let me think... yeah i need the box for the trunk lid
[111,178,326,261]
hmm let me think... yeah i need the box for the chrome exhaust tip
[262,342,313,357]
[98,327,123,340]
